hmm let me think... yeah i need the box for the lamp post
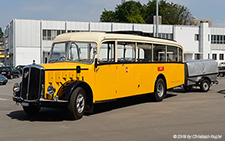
[156,0,159,37]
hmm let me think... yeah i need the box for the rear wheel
[68,87,86,120]
[153,78,166,102]
[200,79,210,92]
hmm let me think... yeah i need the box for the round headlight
[47,85,55,95]
[13,83,20,92]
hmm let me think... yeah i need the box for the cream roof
[53,32,183,48]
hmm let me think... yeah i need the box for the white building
[4,19,225,66]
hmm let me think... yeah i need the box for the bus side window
[167,46,178,62]
[117,42,135,62]
[153,44,166,62]
[178,48,183,62]
[98,42,115,63]
[137,43,152,62]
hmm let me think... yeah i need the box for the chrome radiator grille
[21,66,44,101]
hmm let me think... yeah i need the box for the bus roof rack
[106,31,176,42]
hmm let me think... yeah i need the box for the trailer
[183,59,218,92]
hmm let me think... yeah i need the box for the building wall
[4,19,225,66]
[173,25,199,60]
[15,19,41,65]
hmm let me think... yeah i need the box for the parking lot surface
[0,78,224,141]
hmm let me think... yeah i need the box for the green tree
[145,0,193,25]
[100,0,193,25]
[100,9,116,22]
[100,0,145,23]
[0,27,3,38]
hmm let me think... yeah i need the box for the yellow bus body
[41,61,184,102]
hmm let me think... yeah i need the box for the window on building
[158,33,173,40]
[195,54,200,60]
[195,34,199,41]
[211,35,215,44]
[220,54,224,60]
[211,35,225,44]
[47,30,51,40]
[224,36,225,44]
[43,30,66,40]
[212,54,217,60]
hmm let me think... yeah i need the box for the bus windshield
[49,42,97,63]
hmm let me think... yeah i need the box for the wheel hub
[76,94,84,113]
[157,83,164,97]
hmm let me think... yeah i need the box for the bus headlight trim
[13,83,20,92]
[47,85,55,95]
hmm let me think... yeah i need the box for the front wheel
[153,78,166,102]
[200,79,210,92]
[68,87,86,120]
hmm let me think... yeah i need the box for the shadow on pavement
[7,108,70,122]
[170,87,204,93]
[7,93,177,122]
[217,89,225,95]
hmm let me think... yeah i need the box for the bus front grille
[21,66,43,101]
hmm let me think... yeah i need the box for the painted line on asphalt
[0,98,10,101]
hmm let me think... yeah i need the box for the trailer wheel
[200,79,210,92]
[219,73,224,77]
[183,85,192,91]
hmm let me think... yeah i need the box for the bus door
[116,42,138,98]
[95,42,117,101]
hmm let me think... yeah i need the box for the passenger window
[98,41,115,63]
[117,42,135,62]
[153,44,166,62]
[178,48,183,62]
[167,46,178,62]
[137,43,152,62]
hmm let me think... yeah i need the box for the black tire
[68,87,86,120]
[200,79,210,92]
[183,85,192,91]
[219,73,224,77]
[23,104,41,115]
[153,78,166,102]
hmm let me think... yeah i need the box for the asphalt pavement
[0,77,224,141]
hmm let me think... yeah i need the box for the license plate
[1,72,6,74]
[21,102,29,107]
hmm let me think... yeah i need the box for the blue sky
[0,0,225,30]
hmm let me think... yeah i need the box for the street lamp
[156,0,159,37]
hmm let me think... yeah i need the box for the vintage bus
[13,31,185,120]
